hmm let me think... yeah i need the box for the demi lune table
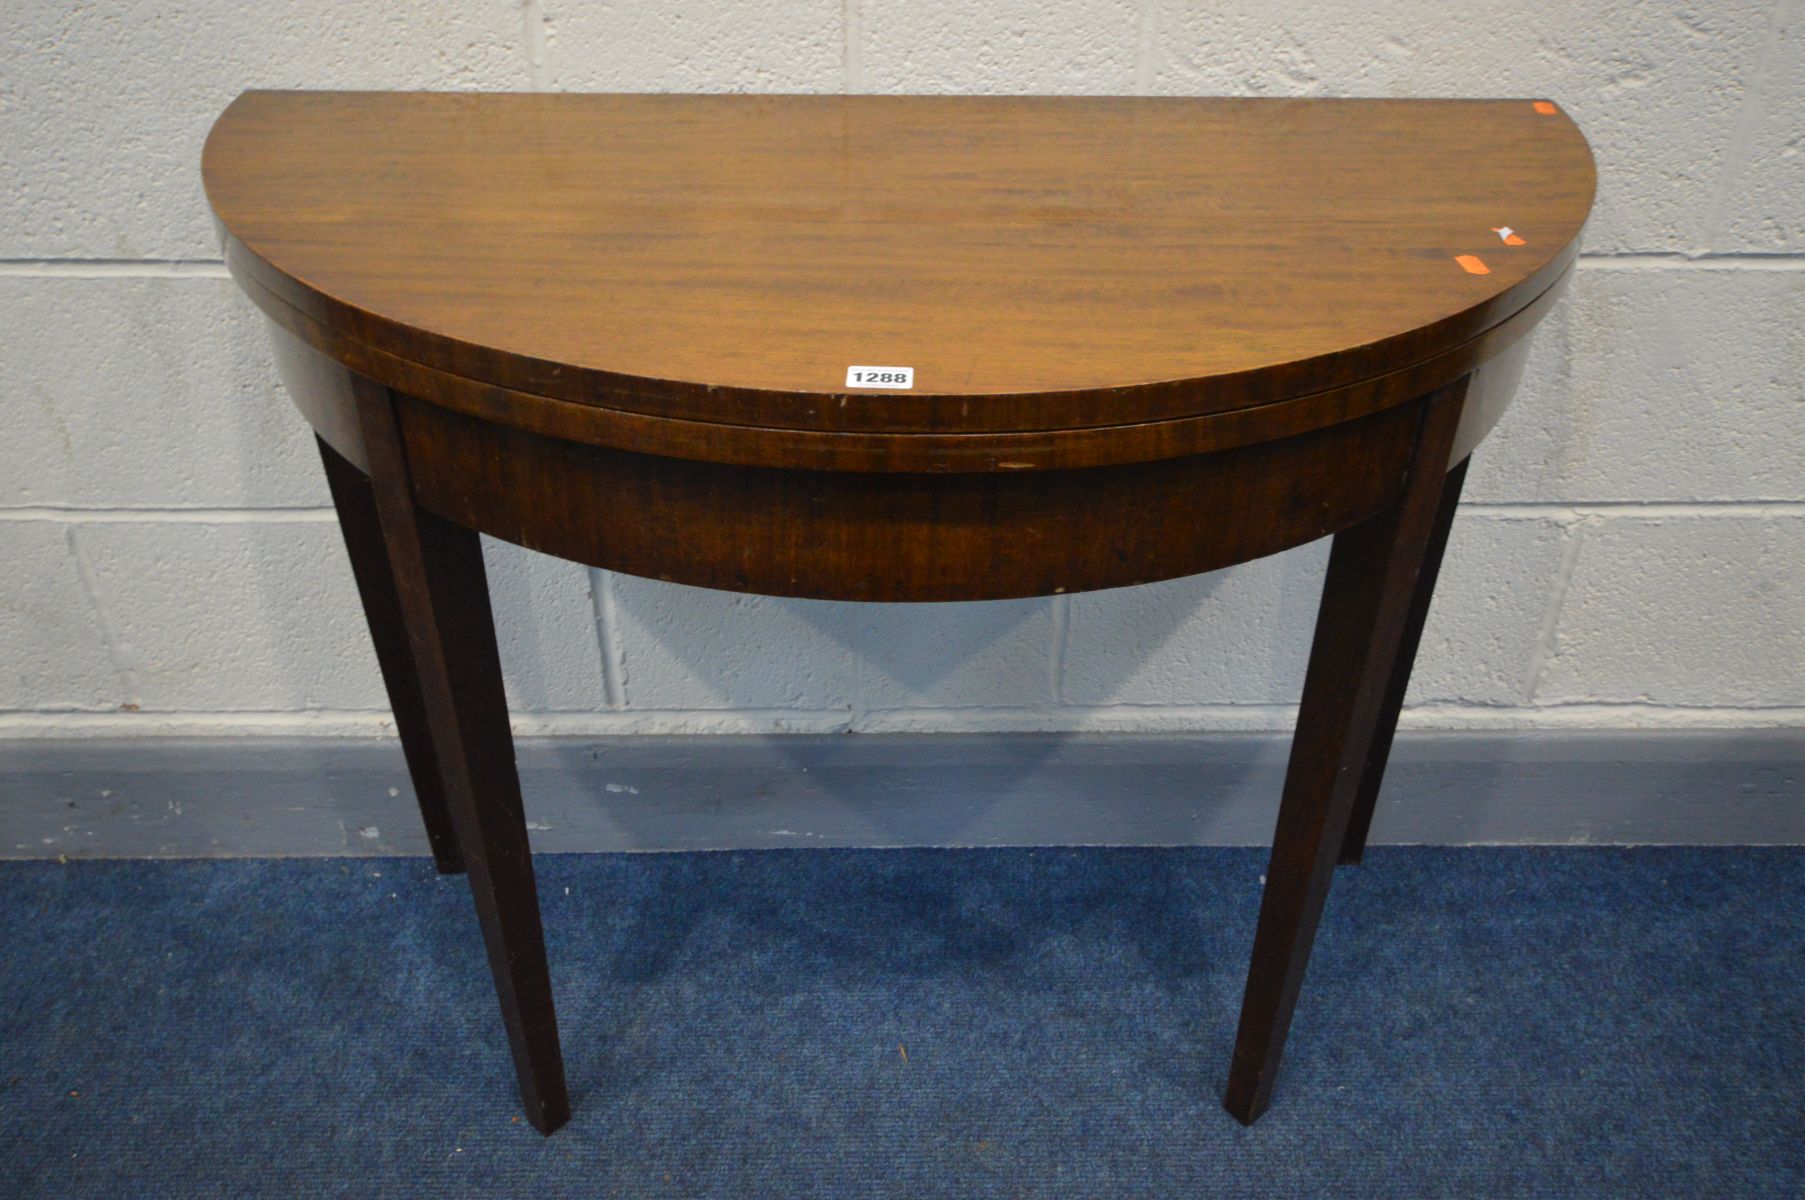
[201,91,1595,1133]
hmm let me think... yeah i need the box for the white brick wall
[3,1,1801,738]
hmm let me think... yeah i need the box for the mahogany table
[202,91,1595,1133]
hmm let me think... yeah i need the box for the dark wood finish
[1223,381,1469,1125]
[398,393,1420,602]
[1339,455,1473,865]
[200,92,1595,1133]
[352,377,570,1134]
[316,436,462,873]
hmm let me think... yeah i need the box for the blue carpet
[2,847,1801,1197]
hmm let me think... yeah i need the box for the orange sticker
[1455,255,1491,275]
[1492,226,1527,246]
[1532,100,1558,115]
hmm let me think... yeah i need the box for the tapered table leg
[351,380,571,1135]
[1223,381,1468,1125]
[318,436,464,874]
[1338,454,1471,865]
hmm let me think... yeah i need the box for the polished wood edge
[218,218,1584,438]
[238,250,1571,475]
[269,320,368,469]
[1449,306,1544,467]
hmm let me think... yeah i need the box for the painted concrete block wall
[2,2,1800,739]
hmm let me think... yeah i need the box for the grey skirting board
[2,730,1801,859]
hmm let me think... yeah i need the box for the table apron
[391,391,1421,603]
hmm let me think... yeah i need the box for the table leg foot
[1337,455,1471,867]
[1223,381,1468,1122]
[1222,1081,1271,1126]
[353,379,571,1134]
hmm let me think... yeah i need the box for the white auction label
[845,365,914,389]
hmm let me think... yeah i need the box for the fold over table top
[203,91,1593,437]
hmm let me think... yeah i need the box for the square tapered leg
[317,435,465,874]
[1223,381,1468,1124]
[348,380,571,1135]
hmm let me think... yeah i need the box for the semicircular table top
[202,90,1595,435]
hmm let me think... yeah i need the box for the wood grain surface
[203,92,1594,437]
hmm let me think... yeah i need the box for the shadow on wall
[586,538,1329,722]
[514,546,1333,846]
